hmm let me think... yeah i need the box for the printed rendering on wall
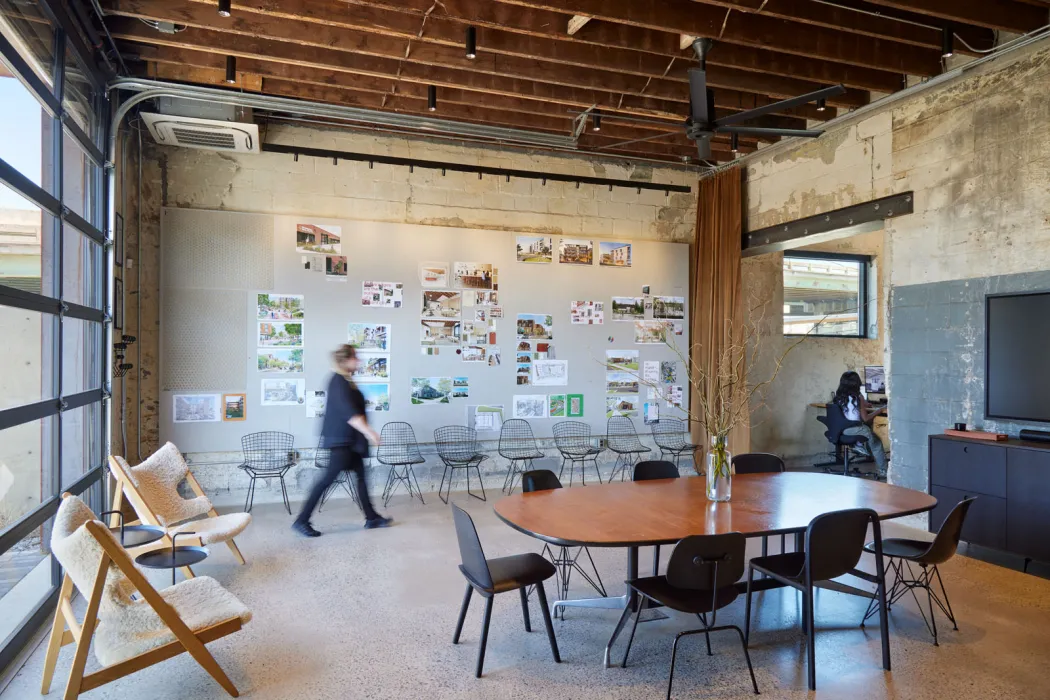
[173,394,220,423]
[420,319,462,346]
[668,385,684,407]
[558,238,593,265]
[257,293,304,320]
[258,321,303,347]
[599,241,633,268]
[515,360,532,385]
[462,345,487,363]
[362,281,404,308]
[471,290,499,306]
[421,290,462,319]
[611,296,645,320]
[606,349,639,371]
[359,383,390,412]
[419,261,449,288]
[644,402,660,424]
[470,404,505,432]
[258,348,304,374]
[513,394,548,419]
[548,394,567,418]
[606,371,640,394]
[653,296,686,320]
[606,395,639,418]
[661,361,678,383]
[570,300,604,325]
[222,393,246,421]
[348,323,390,351]
[567,393,584,417]
[453,377,470,398]
[305,390,326,418]
[516,313,553,340]
[325,255,347,281]
[296,223,341,255]
[533,359,568,386]
[634,320,669,344]
[354,354,389,381]
[411,376,453,404]
[452,262,495,289]
[488,346,501,366]
[301,255,324,273]
[261,378,306,406]
[516,235,553,263]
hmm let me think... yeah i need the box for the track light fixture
[730,133,739,157]
[591,113,602,132]
[941,27,954,59]
[816,98,826,112]
[225,55,236,83]
[217,0,231,17]
[427,85,437,111]
[466,26,477,59]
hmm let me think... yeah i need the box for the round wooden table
[494,472,937,666]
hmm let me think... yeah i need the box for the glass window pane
[61,401,101,489]
[0,415,56,527]
[62,132,97,223]
[0,72,50,192]
[0,515,56,651]
[0,182,57,296]
[783,256,863,336]
[61,224,101,309]
[62,47,94,136]
[0,0,56,87]
[0,304,57,410]
[61,317,101,395]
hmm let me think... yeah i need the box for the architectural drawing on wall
[419,261,449,288]
[359,383,391,412]
[348,323,390,351]
[611,297,645,320]
[643,361,660,384]
[516,313,553,340]
[606,349,639,371]
[653,295,686,319]
[261,378,306,406]
[453,261,495,289]
[558,238,593,265]
[411,376,453,404]
[420,319,462,346]
[469,404,504,433]
[533,359,568,386]
[513,394,548,419]
[661,361,678,383]
[644,402,660,424]
[173,394,220,423]
[259,321,303,347]
[325,255,347,281]
[606,395,638,418]
[354,354,389,381]
[488,346,501,366]
[567,393,584,418]
[548,394,567,418]
[257,293,304,320]
[305,390,326,418]
[606,371,640,394]
[462,345,487,363]
[296,223,342,255]
[258,348,304,374]
[223,394,246,422]
[517,235,552,263]
[635,320,669,344]
[362,281,404,308]
[599,241,633,268]
[421,290,462,319]
[453,377,469,398]
[570,300,604,324]
[302,255,324,273]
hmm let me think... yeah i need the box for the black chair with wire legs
[552,421,603,486]
[633,461,681,576]
[238,431,295,514]
[732,453,788,562]
[744,507,891,691]
[377,422,427,507]
[521,469,606,616]
[313,436,358,513]
[861,497,975,645]
[619,533,759,700]
[608,416,652,481]
[435,426,488,504]
[451,504,561,678]
[651,418,700,471]
[498,419,545,494]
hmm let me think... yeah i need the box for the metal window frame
[782,250,871,340]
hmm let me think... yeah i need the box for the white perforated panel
[162,288,247,391]
[162,208,274,290]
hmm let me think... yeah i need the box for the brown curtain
[690,168,750,457]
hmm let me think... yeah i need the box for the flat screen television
[986,291,1050,423]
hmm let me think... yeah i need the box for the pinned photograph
[668,385,684,408]
[671,321,684,336]
[516,351,532,365]
[422,290,462,319]
[534,342,553,360]
[258,348,304,373]
[567,393,584,418]
[606,371,640,394]
[599,241,633,268]
[559,238,593,265]
[548,394,567,418]
[173,394,220,423]
[360,383,390,412]
[643,361,660,383]
[261,378,306,406]
[513,394,548,419]
[634,320,669,344]
[644,402,660,425]
[222,393,246,422]
[257,293,304,320]
[259,321,303,348]
[420,261,449,288]
[611,297,645,321]
[474,308,487,324]
[642,284,651,296]
[325,255,347,281]
[533,359,568,386]
[463,322,488,345]
[517,235,553,263]
[516,363,532,385]
[490,306,504,318]
[516,313,553,340]
[462,345,487,363]
[606,349,639,371]
[453,377,470,398]
[653,296,686,319]
[517,341,532,352]
[411,376,453,404]
[606,395,639,418]
[661,361,678,383]
[296,223,341,255]
[302,255,324,273]
[453,261,494,289]
[354,354,389,381]
[348,323,390,351]
[474,291,499,306]
[362,281,404,308]
[570,300,604,325]
[420,319,462,346]
[305,390,326,418]
[488,346,501,366]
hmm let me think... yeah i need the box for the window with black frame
[0,0,108,673]
[782,252,869,338]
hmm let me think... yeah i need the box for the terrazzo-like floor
[5,488,1050,700]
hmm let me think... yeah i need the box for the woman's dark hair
[334,344,358,363]
[834,371,863,411]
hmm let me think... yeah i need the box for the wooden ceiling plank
[860,0,1049,33]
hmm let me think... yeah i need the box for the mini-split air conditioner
[141,98,259,153]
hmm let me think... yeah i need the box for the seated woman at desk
[834,370,888,475]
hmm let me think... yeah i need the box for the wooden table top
[494,472,937,548]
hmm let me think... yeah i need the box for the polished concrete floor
[5,487,1050,699]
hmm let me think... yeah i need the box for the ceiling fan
[595,39,847,161]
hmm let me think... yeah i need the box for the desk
[494,473,935,666]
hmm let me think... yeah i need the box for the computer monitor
[865,365,886,395]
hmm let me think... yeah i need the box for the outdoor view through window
[782,255,864,337]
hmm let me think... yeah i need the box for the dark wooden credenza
[929,433,1050,564]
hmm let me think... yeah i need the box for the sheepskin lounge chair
[41,494,252,699]
[108,443,250,576]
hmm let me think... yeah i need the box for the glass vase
[706,435,732,502]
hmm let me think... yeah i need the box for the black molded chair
[377,422,426,506]
[633,461,681,576]
[651,418,699,471]
[619,533,759,699]
[498,419,545,494]
[732,453,787,561]
[817,402,871,477]
[435,426,487,504]
[521,469,606,612]
[238,431,295,514]
[451,504,561,678]
[861,497,975,645]
[552,421,603,486]
[745,508,890,691]
[608,416,652,482]
[313,435,358,513]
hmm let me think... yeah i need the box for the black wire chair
[313,435,359,513]
[498,419,545,494]
[732,453,788,568]
[238,431,295,514]
[607,416,652,481]
[552,421,603,486]
[377,422,427,506]
[651,417,700,471]
[435,425,488,504]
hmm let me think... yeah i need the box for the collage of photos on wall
[257,293,306,409]
[417,261,501,368]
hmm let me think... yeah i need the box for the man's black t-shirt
[320,373,368,455]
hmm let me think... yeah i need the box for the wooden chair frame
[41,517,244,699]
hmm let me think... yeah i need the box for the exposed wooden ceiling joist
[567,15,591,35]
[859,0,1049,33]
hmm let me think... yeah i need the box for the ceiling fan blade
[593,131,685,151]
[695,136,711,160]
[688,67,709,124]
[713,84,846,129]
[716,126,824,138]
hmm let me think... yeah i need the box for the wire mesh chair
[552,421,603,486]
[498,419,545,494]
[435,425,488,504]
[651,417,700,471]
[238,431,295,514]
[607,416,652,482]
[377,422,427,506]
[313,435,359,513]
